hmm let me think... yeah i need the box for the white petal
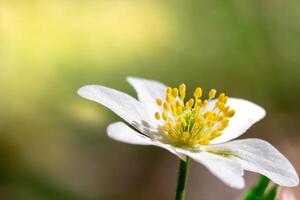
[127,77,167,115]
[153,142,187,161]
[107,122,152,145]
[181,150,245,189]
[107,122,187,160]
[210,98,266,144]
[204,139,299,187]
[78,85,156,135]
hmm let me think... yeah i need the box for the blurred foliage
[243,176,278,200]
[0,0,299,199]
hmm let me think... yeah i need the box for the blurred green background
[0,0,299,199]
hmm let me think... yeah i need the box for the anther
[166,94,173,103]
[182,132,190,140]
[172,88,179,97]
[166,87,172,94]
[162,112,168,121]
[194,87,202,99]
[225,110,235,118]
[217,102,225,111]
[218,93,225,101]
[196,99,202,107]
[179,83,186,100]
[155,112,161,120]
[181,118,187,126]
[163,102,170,111]
[156,98,162,106]
[209,89,217,99]
[203,100,208,107]
[186,99,195,109]
[171,104,178,116]
[176,100,182,107]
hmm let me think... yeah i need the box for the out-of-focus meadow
[0,0,300,199]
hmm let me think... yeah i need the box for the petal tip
[77,85,96,98]
[285,174,299,187]
[126,76,140,84]
[77,86,85,97]
[231,180,245,189]
[235,98,267,120]
[257,105,266,120]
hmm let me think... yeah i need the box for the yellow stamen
[203,100,208,107]
[181,118,187,127]
[154,84,234,147]
[166,94,173,103]
[172,88,179,97]
[196,99,202,106]
[166,87,172,94]
[217,102,225,111]
[162,112,168,121]
[155,112,161,120]
[209,89,217,99]
[182,132,190,140]
[179,83,186,100]
[186,99,195,110]
[218,93,228,103]
[171,103,178,116]
[163,102,170,111]
[194,87,202,99]
[156,98,162,106]
[225,110,235,118]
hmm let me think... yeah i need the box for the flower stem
[175,157,190,200]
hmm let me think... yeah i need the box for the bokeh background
[0,0,299,199]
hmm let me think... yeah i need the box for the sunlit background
[0,0,300,199]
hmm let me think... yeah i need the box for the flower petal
[181,150,245,189]
[78,85,156,135]
[204,139,299,187]
[210,98,266,144]
[127,77,167,115]
[107,122,153,145]
[107,122,187,160]
[153,142,187,161]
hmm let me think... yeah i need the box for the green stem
[175,157,190,200]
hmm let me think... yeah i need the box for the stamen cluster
[155,84,235,146]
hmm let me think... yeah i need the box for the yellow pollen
[162,112,168,121]
[182,132,190,140]
[163,102,171,111]
[225,110,235,118]
[154,84,235,147]
[172,88,179,97]
[166,87,172,94]
[203,100,208,107]
[181,118,187,126]
[194,87,202,99]
[217,102,225,111]
[223,106,229,113]
[196,99,202,107]
[176,100,182,107]
[186,99,195,110]
[156,98,162,106]
[218,93,228,103]
[155,112,161,120]
[179,83,186,100]
[166,94,173,103]
[209,89,217,99]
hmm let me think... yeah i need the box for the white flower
[78,77,299,189]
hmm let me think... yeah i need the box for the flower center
[154,84,235,147]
